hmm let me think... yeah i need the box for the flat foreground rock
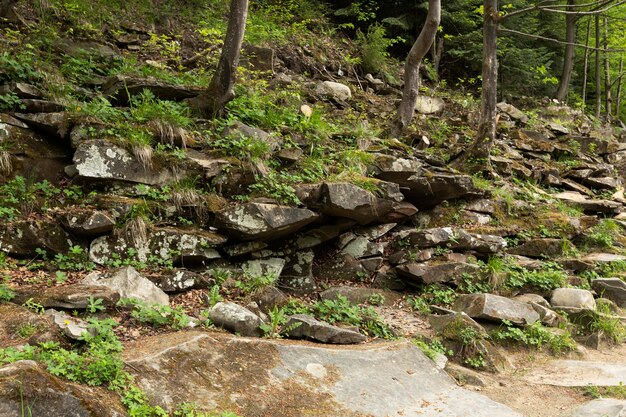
[124,331,523,417]
[526,360,626,387]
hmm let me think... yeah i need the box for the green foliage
[249,171,301,205]
[412,337,453,361]
[0,176,65,220]
[207,285,224,307]
[86,297,105,314]
[53,246,96,271]
[310,295,394,339]
[355,23,401,75]
[491,320,576,354]
[504,262,567,292]
[259,306,301,339]
[0,50,41,83]
[234,271,277,295]
[406,296,431,314]
[582,382,626,400]
[422,284,458,306]
[22,298,45,315]
[584,219,622,249]
[0,278,15,302]
[0,92,25,112]
[117,298,191,329]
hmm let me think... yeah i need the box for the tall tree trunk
[616,56,624,118]
[595,14,602,119]
[604,16,612,121]
[0,0,17,20]
[431,35,444,81]
[555,0,577,102]
[582,17,592,108]
[455,0,499,173]
[391,0,441,136]
[194,0,248,118]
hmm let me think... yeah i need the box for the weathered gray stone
[315,81,351,101]
[497,102,529,123]
[406,227,507,254]
[102,74,202,105]
[12,112,68,138]
[12,284,119,310]
[45,309,93,340]
[89,227,226,266]
[507,238,566,258]
[320,286,399,306]
[156,269,207,292]
[551,288,596,312]
[311,182,394,225]
[0,82,42,99]
[222,120,279,153]
[215,202,319,241]
[242,257,285,279]
[592,278,626,307]
[0,361,128,417]
[0,220,73,257]
[279,250,315,293]
[250,286,289,313]
[341,236,386,259]
[60,209,115,237]
[553,191,622,214]
[526,360,626,387]
[567,399,626,417]
[401,173,481,208]
[428,311,488,338]
[123,332,523,416]
[414,96,445,114]
[396,262,481,285]
[73,140,179,185]
[368,154,423,184]
[285,314,366,344]
[354,223,397,240]
[581,176,621,191]
[453,293,540,325]
[83,266,169,305]
[208,302,263,337]
[513,293,551,308]
[19,99,65,113]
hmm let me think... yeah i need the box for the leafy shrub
[0,278,15,302]
[355,23,401,75]
[504,262,567,292]
[117,298,191,329]
[491,320,576,354]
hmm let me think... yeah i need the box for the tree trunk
[390,0,441,136]
[455,0,499,173]
[0,0,17,20]
[604,16,612,121]
[582,17,592,108]
[555,0,577,102]
[195,0,248,118]
[595,14,602,119]
[431,35,444,81]
[616,56,624,118]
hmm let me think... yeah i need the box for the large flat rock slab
[124,331,523,417]
[563,399,626,417]
[526,360,626,387]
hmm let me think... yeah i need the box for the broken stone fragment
[208,302,264,337]
[284,314,366,344]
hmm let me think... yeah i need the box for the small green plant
[117,298,191,329]
[0,278,15,302]
[367,293,385,306]
[412,337,453,361]
[585,219,622,249]
[210,268,232,285]
[504,262,567,292]
[54,271,68,284]
[259,306,301,339]
[582,382,626,399]
[53,246,96,271]
[491,320,576,354]
[234,271,277,295]
[17,323,39,338]
[22,298,45,315]
[406,296,431,314]
[86,297,105,314]
[207,285,223,307]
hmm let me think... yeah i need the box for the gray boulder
[60,209,115,237]
[507,238,566,258]
[567,399,626,417]
[453,293,540,325]
[215,202,318,241]
[45,309,93,340]
[551,288,596,312]
[284,314,366,344]
[73,139,178,185]
[315,81,351,101]
[208,302,264,337]
[156,270,207,293]
[414,96,445,114]
[592,278,626,307]
[102,74,203,105]
[12,284,119,310]
[0,220,73,257]
[396,262,481,285]
[279,250,315,293]
[83,266,169,305]
[406,227,507,254]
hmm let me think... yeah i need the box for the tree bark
[195,0,248,118]
[595,14,602,119]
[582,17,592,108]
[604,16,612,121]
[555,0,577,102]
[616,56,624,118]
[390,0,441,136]
[0,0,17,20]
[455,0,499,173]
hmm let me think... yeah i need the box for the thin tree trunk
[456,0,499,173]
[604,16,612,121]
[616,56,624,117]
[582,17,592,108]
[555,0,577,102]
[431,36,444,81]
[195,0,248,118]
[595,14,602,119]
[391,0,441,136]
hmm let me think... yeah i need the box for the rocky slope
[2,1,626,417]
